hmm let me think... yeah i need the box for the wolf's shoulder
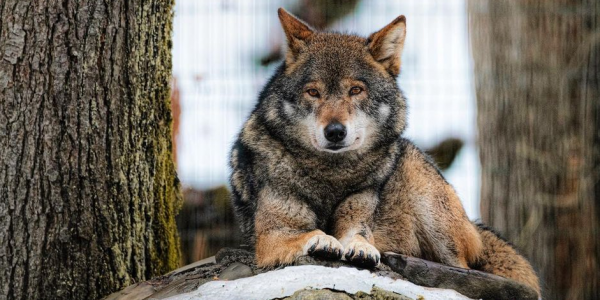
[393,137,426,161]
[392,137,446,180]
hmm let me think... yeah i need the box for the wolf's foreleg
[333,190,381,268]
[254,186,343,267]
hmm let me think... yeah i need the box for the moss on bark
[0,0,181,299]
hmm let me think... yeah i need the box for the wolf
[229,8,540,296]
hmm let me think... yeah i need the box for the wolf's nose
[324,122,347,143]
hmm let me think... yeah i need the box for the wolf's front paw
[344,241,380,268]
[303,234,344,261]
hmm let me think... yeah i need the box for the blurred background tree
[469,1,600,299]
[0,1,180,299]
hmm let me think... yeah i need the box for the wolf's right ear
[278,8,314,65]
[368,15,407,77]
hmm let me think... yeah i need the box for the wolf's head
[257,8,407,155]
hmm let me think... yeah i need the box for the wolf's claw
[303,234,344,261]
[343,241,380,268]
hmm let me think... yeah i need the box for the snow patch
[165,265,472,300]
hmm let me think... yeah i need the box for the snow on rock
[165,265,473,300]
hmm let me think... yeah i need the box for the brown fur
[279,7,313,67]
[475,226,541,296]
[230,8,540,297]
[372,143,482,268]
[255,229,324,267]
[367,15,406,76]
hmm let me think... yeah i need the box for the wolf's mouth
[309,128,365,154]
[320,136,363,153]
[326,145,344,151]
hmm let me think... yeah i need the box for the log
[105,248,538,300]
[381,252,538,300]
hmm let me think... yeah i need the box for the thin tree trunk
[469,1,600,299]
[0,1,181,299]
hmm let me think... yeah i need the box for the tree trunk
[469,1,600,299]
[0,1,181,299]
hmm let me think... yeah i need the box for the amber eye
[350,86,363,96]
[307,89,320,98]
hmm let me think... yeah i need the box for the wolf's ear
[278,8,314,64]
[368,15,407,77]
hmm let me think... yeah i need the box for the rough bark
[469,1,600,299]
[0,1,181,299]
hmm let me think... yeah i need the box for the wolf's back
[473,224,541,297]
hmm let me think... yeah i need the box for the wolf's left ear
[278,8,314,65]
[367,15,407,77]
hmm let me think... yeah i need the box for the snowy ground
[165,265,472,300]
[172,0,480,219]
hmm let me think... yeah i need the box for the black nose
[324,122,347,143]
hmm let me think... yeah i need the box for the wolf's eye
[349,86,363,96]
[307,89,320,98]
